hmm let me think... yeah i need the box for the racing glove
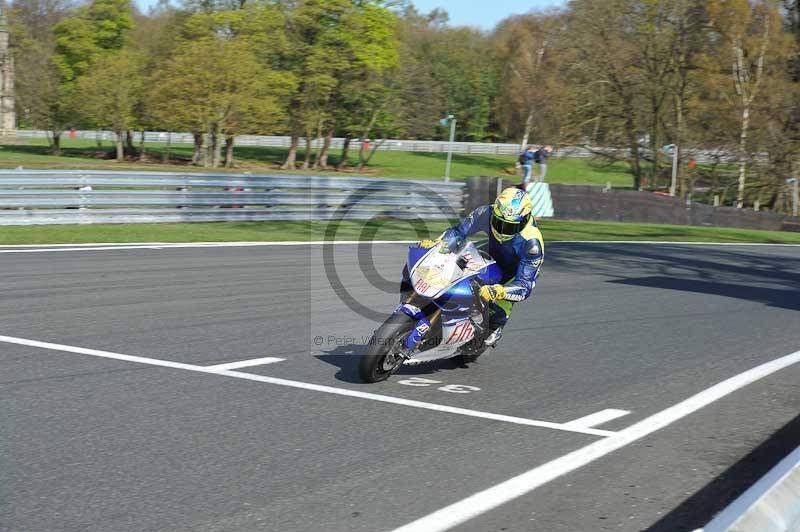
[479,284,506,302]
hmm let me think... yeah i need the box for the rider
[419,186,544,346]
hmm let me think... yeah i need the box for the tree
[282,0,395,168]
[322,1,400,170]
[129,2,189,160]
[662,0,707,197]
[394,7,498,142]
[9,0,75,42]
[11,33,71,152]
[278,0,399,170]
[8,1,75,153]
[52,0,134,81]
[492,13,554,148]
[389,13,444,140]
[74,51,141,161]
[563,0,650,189]
[636,0,686,189]
[29,0,136,155]
[149,23,291,167]
[708,0,786,207]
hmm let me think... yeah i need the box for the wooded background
[8,0,800,212]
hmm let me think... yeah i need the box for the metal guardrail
[697,445,800,532]
[0,170,465,225]
[16,129,525,156]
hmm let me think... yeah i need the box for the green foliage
[280,0,400,143]
[150,34,292,134]
[51,16,99,81]
[52,0,134,81]
[74,51,142,135]
[9,21,70,134]
[393,12,498,141]
[85,0,134,50]
[148,4,296,167]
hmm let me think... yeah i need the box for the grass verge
[540,219,800,244]
[0,219,798,245]
[0,137,633,186]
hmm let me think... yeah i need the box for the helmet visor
[491,214,529,237]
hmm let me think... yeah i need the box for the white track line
[0,240,798,253]
[391,348,800,532]
[549,240,800,246]
[0,334,612,437]
[562,408,630,430]
[0,241,416,248]
[0,241,416,253]
[0,245,171,253]
[205,357,285,371]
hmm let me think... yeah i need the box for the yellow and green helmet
[491,187,533,242]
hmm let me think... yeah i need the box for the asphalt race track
[1,240,799,532]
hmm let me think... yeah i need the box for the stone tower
[0,0,16,135]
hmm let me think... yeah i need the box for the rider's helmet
[491,187,532,242]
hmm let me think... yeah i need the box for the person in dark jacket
[532,145,553,182]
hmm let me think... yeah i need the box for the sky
[134,0,567,30]
[407,0,565,29]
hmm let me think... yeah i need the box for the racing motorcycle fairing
[408,242,501,300]
[397,241,502,362]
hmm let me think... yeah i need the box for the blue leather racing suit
[442,204,544,327]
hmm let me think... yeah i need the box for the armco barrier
[0,170,465,225]
[696,445,800,532]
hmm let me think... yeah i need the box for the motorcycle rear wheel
[359,313,415,383]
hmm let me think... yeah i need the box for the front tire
[359,313,416,383]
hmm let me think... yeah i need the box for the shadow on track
[610,276,800,311]
[547,243,800,311]
[315,345,475,384]
[646,413,800,532]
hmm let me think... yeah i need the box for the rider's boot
[484,326,503,347]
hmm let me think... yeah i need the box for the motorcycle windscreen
[409,242,492,299]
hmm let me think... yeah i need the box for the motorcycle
[359,240,503,383]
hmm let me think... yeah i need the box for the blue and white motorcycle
[359,241,503,383]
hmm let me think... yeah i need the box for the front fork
[396,275,490,353]
[396,299,441,352]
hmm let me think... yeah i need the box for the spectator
[533,145,553,182]
[518,145,536,184]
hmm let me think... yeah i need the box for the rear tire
[359,313,416,383]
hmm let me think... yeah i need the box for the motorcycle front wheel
[359,313,416,383]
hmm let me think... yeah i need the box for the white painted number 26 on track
[397,377,481,394]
